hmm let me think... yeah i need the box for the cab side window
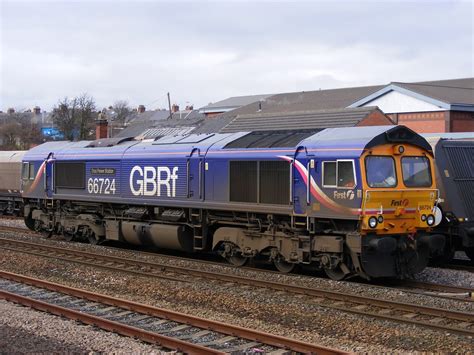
[22,163,29,180]
[29,163,35,180]
[323,162,336,187]
[338,161,356,188]
[323,160,356,188]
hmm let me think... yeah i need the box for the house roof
[199,94,273,113]
[350,78,474,110]
[125,109,170,125]
[217,106,387,133]
[394,78,474,105]
[216,85,385,118]
[117,109,206,139]
[117,77,473,139]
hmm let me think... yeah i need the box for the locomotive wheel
[87,232,102,245]
[226,254,248,267]
[24,213,36,231]
[324,266,346,281]
[274,259,296,273]
[63,231,75,242]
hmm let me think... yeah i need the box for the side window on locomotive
[22,163,29,180]
[29,163,35,180]
[322,162,336,187]
[337,161,356,188]
[323,161,356,188]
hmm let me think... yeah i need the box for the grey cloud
[0,0,472,111]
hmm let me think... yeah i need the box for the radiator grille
[225,130,317,149]
[55,162,85,189]
[229,161,257,203]
[259,161,290,205]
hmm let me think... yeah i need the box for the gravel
[0,226,473,353]
[0,218,26,229]
[414,266,474,288]
[0,300,168,354]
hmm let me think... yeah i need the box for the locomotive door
[44,152,55,198]
[187,148,204,201]
[293,147,314,215]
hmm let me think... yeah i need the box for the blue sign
[42,127,64,139]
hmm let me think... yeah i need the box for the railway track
[0,225,472,302]
[0,235,473,337]
[398,280,473,299]
[3,222,474,276]
[0,270,342,355]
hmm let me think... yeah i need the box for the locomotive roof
[302,125,431,150]
[23,125,432,160]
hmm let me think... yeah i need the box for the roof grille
[224,130,318,149]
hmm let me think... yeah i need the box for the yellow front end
[360,143,439,235]
[355,142,443,278]
[361,189,438,235]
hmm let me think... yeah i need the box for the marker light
[421,214,427,221]
[377,215,384,223]
[368,217,378,228]
[398,145,405,154]
[426,214,435,226]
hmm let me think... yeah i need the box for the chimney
[137,105,146,113]
[7,108,15,114]
[33,106,41,115]
[172,104,179,113]
[185,105,194,111]
[95,110,108,139]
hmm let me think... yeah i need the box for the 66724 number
[87,178,116,195]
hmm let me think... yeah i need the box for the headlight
[421,214,427,221]
[368,216,378,228]
[426,214,435,226]
[377,215,384,223]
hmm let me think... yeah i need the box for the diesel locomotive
[18,125,443,280]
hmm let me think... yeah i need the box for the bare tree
[52,97,78,141]
[52,94,97,141]
[0,121,21,149]
[77,93,96,140]
[112,100,132,127]
[0,111,41,150]
[20,123,43,148]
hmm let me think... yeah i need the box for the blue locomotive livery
[21,126,444,280]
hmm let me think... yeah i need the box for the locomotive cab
[357,140,443,278]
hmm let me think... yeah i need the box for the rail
[0,270,345,355]
[0,235,473,337]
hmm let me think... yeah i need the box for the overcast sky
[1,0,473,112]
